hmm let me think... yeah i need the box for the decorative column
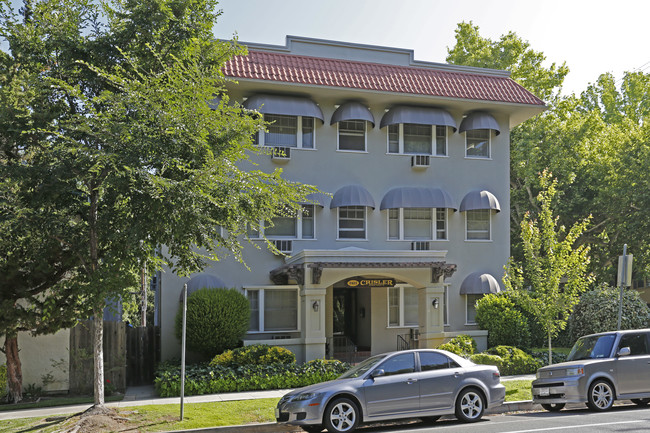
[300,265,327,362]
[418,264,456,348]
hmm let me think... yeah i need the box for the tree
[0,0,316,408]
[504,170,593,364]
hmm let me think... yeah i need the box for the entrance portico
[269,249,456,361]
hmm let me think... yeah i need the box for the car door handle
[406,378,418,384]
[454,372,461,377]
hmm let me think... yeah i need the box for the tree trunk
[4,334,23,403]
[93,310,105,406]
[548,333,553,365]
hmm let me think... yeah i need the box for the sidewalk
[0,375,540,430]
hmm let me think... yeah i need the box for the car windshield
[338,354,385,379]
[567,334,616,361]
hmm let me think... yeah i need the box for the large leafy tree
[0,0,316,407]
[504,171,593,363]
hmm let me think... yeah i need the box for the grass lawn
[0,381,533,432]
[0,395,123,412]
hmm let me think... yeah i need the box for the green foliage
[154,359,350,397]
[526,349,568,366]
[505,171,593,363]
[437,334,476,357]
[475,294,531,349]
[175,288,250,358]
[210,344,295,368]
[0,364,6,401]
[567,286,650,344]
[477,346,542,375]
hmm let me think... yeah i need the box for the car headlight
[293,392,320,401]
[566,367,584,376]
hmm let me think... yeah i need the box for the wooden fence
[126,325,160,386]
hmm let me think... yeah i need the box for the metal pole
[617,244,627,331]
[180,283,187,420]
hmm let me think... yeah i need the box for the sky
[211,0,650,96]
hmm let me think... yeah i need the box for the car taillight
[493,371,501,380]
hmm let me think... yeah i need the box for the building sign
[346,277,396,288]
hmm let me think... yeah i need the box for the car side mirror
[617,347,631,357]
[371,369,385,378]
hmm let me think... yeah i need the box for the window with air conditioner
[256,114,315,149]
[247,205,315,240]
[388,208,447,241]
[387,124,447,156]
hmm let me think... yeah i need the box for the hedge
[211,344,296,367]
[475,294,531,349]
[437,334,476,358]
[154,359,350,397]
[470,345,541,375]
[0,364,6,402]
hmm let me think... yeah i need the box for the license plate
[275,408,280,418]
[539,387,550,397]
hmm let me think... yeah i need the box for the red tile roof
[223,50,545,106]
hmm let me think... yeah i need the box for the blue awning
[459,190,501,212]
[459,112,501,135]
[330,102,375,127]
[380,187,456,210]
[243,94,324,122]
[380,106,457,130]
[301,192,330,208]
[460,272,501,295]
[330,185,375,209]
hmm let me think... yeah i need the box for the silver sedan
[276,349,505,433]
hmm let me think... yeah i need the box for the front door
[333,288,357,342]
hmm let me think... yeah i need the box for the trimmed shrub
[0,364,6,402]
[211,344,296,367]
[483,345,541,375]
[175,288,250,358]
[437,334,477,357]
[469,353,504,371]
[475,294,531,349]
[567,286,650,345]
[154,359,350,397]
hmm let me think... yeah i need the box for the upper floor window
[248,205,315,240]
[388,208,447,240]
[388,124,447,156]
[465,129,490,158]
[256,114,315,148]
[338,206,366,239]
[466,209,490,240]
[338,120,367,152]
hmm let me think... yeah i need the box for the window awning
[330,102,375,127]
[301,192,330,208]
[380,187,456,211]
[243,94,325,122]
[459,190,501,212]
[180,273,227,301]
[459,112,501,135]
[379,106,457,130]
[330,185,375,209]
[460,272,501,295]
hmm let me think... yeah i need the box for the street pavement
[0,375,538,432]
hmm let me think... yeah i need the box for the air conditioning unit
[411,241,431,251]
[272,240,293,254]
[271,146,291,160]
[411,154,430,168]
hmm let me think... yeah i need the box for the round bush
[567,286,650,345]
[437,334,477,357]
[485,345,541,375]
[175,287,250,358]
[469,353,504,370]
[211,344,296,367]
[475,294,531,349]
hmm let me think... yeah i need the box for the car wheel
[631,398,650,406]
[421,416,441,423]
[302,426,324,433]
[324,398,360,433]
[541,403,565,412]
[587,380,614,411]
[455,388,485,422]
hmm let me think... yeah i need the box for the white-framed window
[388,286,418,327]
[466,209,491,240]
[247,205,315,240]
[256,114,315,149]
[466,293,483,324]
[338,120,367,152]
[245,288,299,332]
[387,208,447,240]
[465,129,490,158]
[338,206,366,240]
[387,124,447,156]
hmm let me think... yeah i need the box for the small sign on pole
[617,245,633,330]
